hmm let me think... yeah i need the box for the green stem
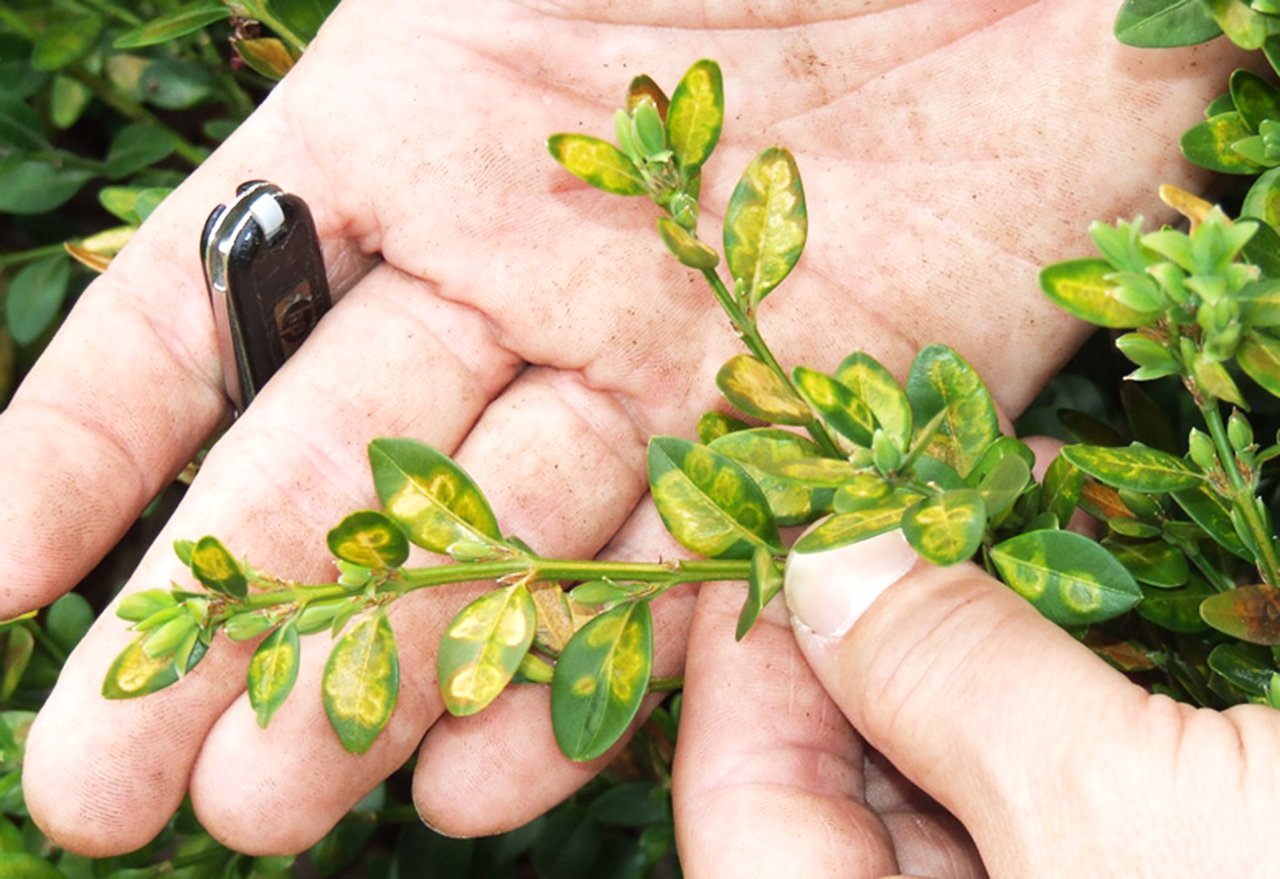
[197,31,256,119]
[239,0,309,55]
[1201,401,1280,587]
[238,556,751,612]
[25,620,67,665]
[648,675,684,692]
[0,243,71,270]
[69,67,207,167]
[699,267,843,458]
[1177,538,1235,593]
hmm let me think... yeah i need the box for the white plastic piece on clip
[248,191,286,241]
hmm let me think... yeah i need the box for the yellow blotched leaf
[723,147,807,307]
[322,611,399,754]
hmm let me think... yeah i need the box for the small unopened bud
[1188,428,1217,471]
[871,429,902,475]
[1228,410,1254,452]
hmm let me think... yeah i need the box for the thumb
[783,529,1152,875]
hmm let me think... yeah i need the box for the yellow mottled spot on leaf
[572,675,598,697]
[113,645,172,693]
[495,607,529,647]
[1061,576,1102,613]
[448,665,507,705]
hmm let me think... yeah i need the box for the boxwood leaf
[233,37,296,81]
[327,510,410,569]
[793,492,919,554]
[792,367,875,446]
[113,0,230,49]
[647,437,781,558]
[1181,112,1264,173]
[1201,0,1280,49]
[105,123,179,180]
[711,428,827,525]
[323,611,399,754]
[1172,486,1253,559]
[977,454,1032,519]
[4,254,70,346]
[369,438,503,556]
[1039,258,1164,327]
[438,582,537,717]
[1230,68,1280,132]
[697,411,750,444]
[0,95,48,150]
[32,14,101,71]
[551,600,652,762]
[103,635,180,699]
[248,623,300,728]
[1200,584,1280,644]
[834,352,912,450]
[1237,330,1280,395]
[1207,642,1274,694]
[0,159,95,215]
[736,545,784,641]
[723,147,807,308]
[626,74,669,117]
[716,353,811,424]
[1,628,33,700]
[990,530,1142,625]
[902,489,987,566]
[905,344,998,478]
[546,134,645,196]
[1105,539,1190,587]
[657,217,719,268]
[832,473,895,512]
[0,852,75,879]
[1114,0,1222,47]
[1061,443,1201,492]
[666,59,723,171]
[190,536,247,599]
[1137,578,1213,633]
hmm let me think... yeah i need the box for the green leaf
[1200,584,1280,644]
[711,428,828,525]
[1181,112,1264,173]
[137,59,218,110]
[1062,443,1201,492]
[102,635,180,699]
[990,530,1142,625]
[736,545,784,640]
[116,588,176,623]
[4,253,71,346]
[49,74,91,129]
[0,95,48,150]
[647,437,781,559]
[546,134,645,196]
[104,123,179,180]
[189,535,248,599]
[1039,258,1163,328]
[1041,454,1083,525]
[326,509,410,569]
[32,15,101,71]
[1105,539,1190,587]
[45,593,93,653]
[977,453,1032,519]
[716,353,811,424]
[1239,278,1280,327]
[834,352,912,450]
[0,158,94,214]
[1137,578,1213,633]
[248,623,300,727]
[551,600,652,762]
[793,492,919,554]
[1,628,33,700]
[832,472,895,511]
[369,438,504,556]
[696,411,750,444]
[1207,642,1273,694]
[656,217,719,268]
[723,147,807,308]
[1230,68,1280,132]
[905,344,999,479]
[1114,0,1222,46]
[1237,330,1280,395]
[1171,485,1253,559]
[665,59,723,171]
[0,852,69,879]
[438,583,537,717]
[113,1,231,48]
[1201,0,1280,48]
[269,0,340,43]
[902,489,986,566]
[792,367,875,446]
[322,611,399,754]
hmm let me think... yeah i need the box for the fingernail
[784,529,919,638]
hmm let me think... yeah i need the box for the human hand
[674,523,1280,878]
[6,0,1237,858]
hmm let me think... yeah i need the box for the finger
[185,363,661,852]
[23,262,519,856]
[865,754,985,879]
[0,93,376,618]
[411,503,695,836]
[782,529,1163,877]
[673,580,898,879]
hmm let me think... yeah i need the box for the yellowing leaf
[248,623,300,727]
[665,59,723,171]
[322,611,399,754]
[716,353,811,424]
[990,530,1141,625]
[438,583,537,717]
[326,509,410,569]
[723,147,807,307]
[102,635,180,699]
[547,133,646,196]
[1039,258,1163,328]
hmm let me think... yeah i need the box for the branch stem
[1201,401,1280,588]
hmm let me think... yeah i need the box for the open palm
[5,0,1237,857]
